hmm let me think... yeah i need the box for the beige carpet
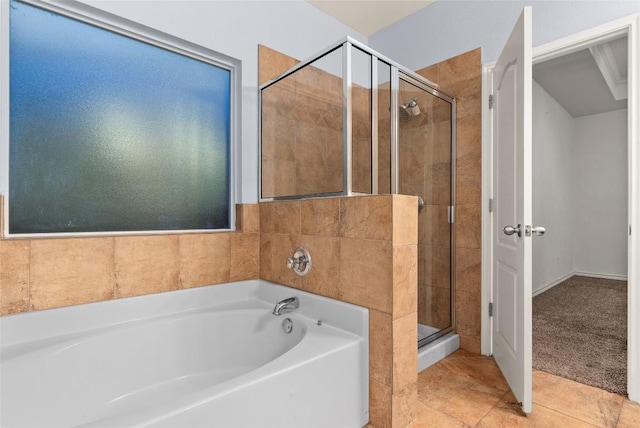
[533,275,627,396]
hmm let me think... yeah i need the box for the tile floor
[408,349,640,427]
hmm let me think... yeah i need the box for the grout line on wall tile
[113,236,121,299]
[177,235,184,290]
[110,237,116,298]
[27,239,33,311]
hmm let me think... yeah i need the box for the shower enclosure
[259,37,456,347]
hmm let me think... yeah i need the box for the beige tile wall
[2,191,417,427]
[417,48,482,353]
[259,45,374,198]
[260,195,418,428]
[260,45,344,198]
[377,81,392,194]
[263,67,344,196]
[353,85,373,193]
[0,196,260,314]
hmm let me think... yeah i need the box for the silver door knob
[503,224,522,237]
[531,226,546,236]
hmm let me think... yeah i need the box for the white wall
[0,0,365,203]
[532,80,575,293]
[369,0,640,71]
[573,109,628,278]
[532,80,628,293]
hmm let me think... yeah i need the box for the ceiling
[306,0,436,36]
[533,37,628,118]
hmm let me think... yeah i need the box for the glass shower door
[397,76,454,347]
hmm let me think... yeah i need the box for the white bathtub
[0,280,369,428]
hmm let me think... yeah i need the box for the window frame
[0,0,241,238]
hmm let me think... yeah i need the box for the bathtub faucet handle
[286,247,312,276]
[272,296,299,316]
[287,254,307,268]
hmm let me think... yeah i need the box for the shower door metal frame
[394,73,457,347]
[258,36,455,202]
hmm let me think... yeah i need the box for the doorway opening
[481,12,640,407]
[532,35,628,396]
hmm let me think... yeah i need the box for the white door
[491,7,534,413]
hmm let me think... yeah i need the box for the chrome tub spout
[272,297,299,316]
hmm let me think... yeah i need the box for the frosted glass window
[8,0,233,234]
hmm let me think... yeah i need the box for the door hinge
[489,94,494,109]
[448,205,455,224]
[489,198,494,213]
[489,302,494,317]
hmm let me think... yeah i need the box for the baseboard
[533,271,628,296]
[573,271,628,281]
[532,272,574,297]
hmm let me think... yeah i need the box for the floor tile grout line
[533,402,604,428]
[532,400,619,428]
[472,389,511,427]
[612,400,625,428]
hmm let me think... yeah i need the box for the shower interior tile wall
[261,66,344,196]
[398,84,453,331]
[260,47,372,197]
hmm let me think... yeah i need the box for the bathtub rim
[0,279,368,348]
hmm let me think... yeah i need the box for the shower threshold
[418,331,460,372]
